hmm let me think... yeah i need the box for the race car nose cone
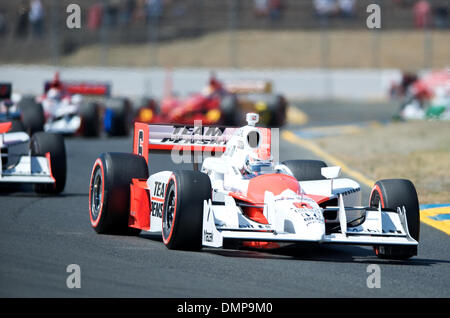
[290,208,325,241]
[310,224,326,241]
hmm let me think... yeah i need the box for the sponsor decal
[153,181,165,197]
[151,200,163,218]
[151,181,166,218]
[291,204,324,226]
[203,229,214,242]
[137,129,144,156]
[161,125,226,146]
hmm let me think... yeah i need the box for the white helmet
[47,88,61,102]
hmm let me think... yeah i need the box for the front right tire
[162,170,212,250]
[30,132,67,194]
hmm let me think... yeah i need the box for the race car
[89,113,419,260]
[392,68,450,121]
[24,73,133,137]
[135,74,287,127]
[0,120,67,194]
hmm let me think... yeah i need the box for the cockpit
[240,156,285,179]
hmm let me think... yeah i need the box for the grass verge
[315,121,450,204]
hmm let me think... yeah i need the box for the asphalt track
[1,101,449,298]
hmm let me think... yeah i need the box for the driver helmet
[242,153,272,175]
[47,88,62,102]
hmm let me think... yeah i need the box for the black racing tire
[89,152,149,235]
[30,132,67,194]
[369,179,420,260]
[282,160,328,181]
[262,94,287,127]
[270,94,287,127]
[220,94,240,126]
[79,101,101,137]
[18,96,45,136]
[162,170,212,250]
[104,97,131,137]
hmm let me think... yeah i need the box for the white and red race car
[15,72,133,137]
[89,113,420,259]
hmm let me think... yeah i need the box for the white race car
[20,73,133,137]
[89,113,419,260]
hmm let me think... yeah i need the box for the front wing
[0,154,55,184]
[202,200,418,248]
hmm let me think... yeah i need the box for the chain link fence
[0,0,448,69]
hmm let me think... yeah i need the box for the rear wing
[44,81,111,97]
[133,122,272,169]
[224,80,272,94]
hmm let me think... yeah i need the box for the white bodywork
[41,94,83,134]
[0,128,54,184]
[141,114,417,249]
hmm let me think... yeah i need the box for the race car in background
[225,79,287,127]
[135,74,287,127]
[0,86,67,194]
[89,113,420,260]
[391,68,450,120]
[19,73,133,137]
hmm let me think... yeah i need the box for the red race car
[135,73,287,127]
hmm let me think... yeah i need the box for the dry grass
[315,121,450,204]
[58,30,450,69]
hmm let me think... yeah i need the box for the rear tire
[162,170,212,250]
[266,94,287,127]
[220,94,240,126]
[79,101,101,137]
[89,152,149,234]
[369,179,420,260]
[30,132,67,194]
[282,160,327,181]
[18,96,45,136]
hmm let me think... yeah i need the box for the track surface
[1,101,449,297]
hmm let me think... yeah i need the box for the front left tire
[89,152,149,234]
[282,159,328,181]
